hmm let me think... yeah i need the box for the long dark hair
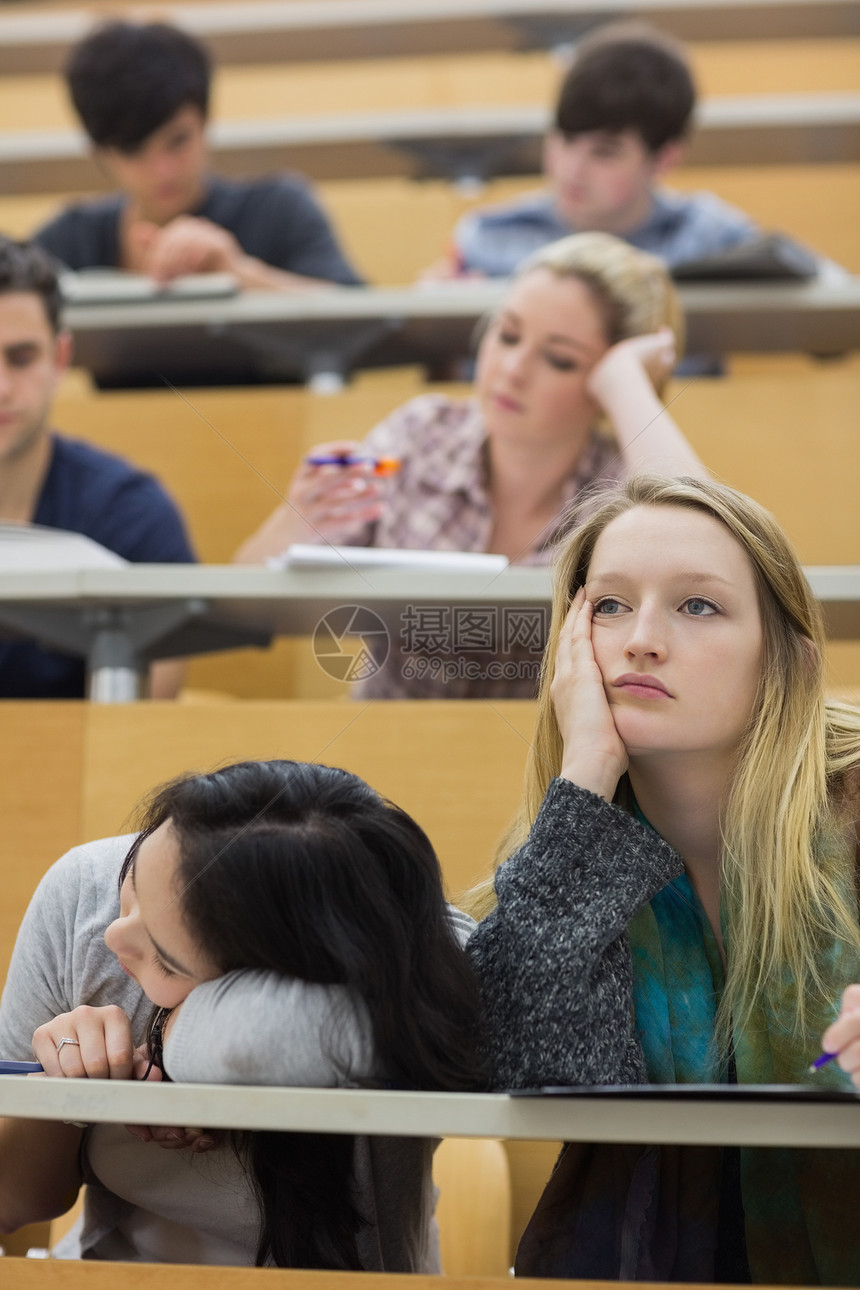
[121,760,483,1268]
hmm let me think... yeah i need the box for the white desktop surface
[0,564,857,636]
[0,1079,856,1150]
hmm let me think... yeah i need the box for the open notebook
[271,544,509,573]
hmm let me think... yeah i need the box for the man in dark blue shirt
[0,237,195,698]
[34,21,361,292]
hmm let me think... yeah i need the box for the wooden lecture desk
[54,279,860,389]
[1,1081,854,1283]
[0,563,857,702]
[1,0,857,74]
[0,1078,857,1149]
[2,91,858,193]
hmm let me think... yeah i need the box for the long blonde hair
[518,231,684,398]
[467,475,860,1042]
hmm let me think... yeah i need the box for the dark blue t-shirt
[34,173,362,286]
[0,435,196,698]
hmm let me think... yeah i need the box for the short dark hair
[554,22,696,153]
[0,237,62,333]
[66,21,211,152]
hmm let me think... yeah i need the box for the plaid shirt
[356,394,620,562]
[336,395,622,698]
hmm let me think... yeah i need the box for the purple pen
[808,1050,838,1074]
[305,454,400,476]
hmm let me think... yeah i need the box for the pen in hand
[305,453,400,477]
[808,1050,838,1074]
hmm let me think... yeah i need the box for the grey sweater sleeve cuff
[164,971,375,1086]
[496,777,683,923]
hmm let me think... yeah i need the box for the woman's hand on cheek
[821,984,860,1088]
[32,1006,134,1081]
[551,587,628,801]
[586,327,676,409]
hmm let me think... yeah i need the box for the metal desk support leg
[87,620,144,702]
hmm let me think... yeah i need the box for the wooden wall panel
[52,385,308,564]
[0,703,85,986]
[666,358,860,564]
[2,40,857,131]
[80,700,536,899]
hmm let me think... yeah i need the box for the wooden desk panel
[0,703,84,991]
[52,385,308,564]
[3,40,859,133]
[80,700,536,900]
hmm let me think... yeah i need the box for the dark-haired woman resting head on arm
[0,760,482,1269]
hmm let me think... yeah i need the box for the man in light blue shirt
[440,25,768,279]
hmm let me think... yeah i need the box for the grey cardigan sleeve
[164,973,376,1086]
[466,778,683,1091]
[164,904,474,1086]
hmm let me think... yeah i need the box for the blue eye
[593,597,626,616]
[682,598,717,617]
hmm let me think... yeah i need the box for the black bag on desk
[671,232,819,281]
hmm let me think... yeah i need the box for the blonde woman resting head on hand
[236,233,707,699]
[466,475,860,1285]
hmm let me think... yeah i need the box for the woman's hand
[234,439,387,562]
[586,326,676,410]
[821,984,860,1087]
[583,327,708,482]
[551,587,628,801]
[125,1047,216,1153]
[123,1003,217,1153]
[32,1006,134,1080]
[286,440,386,546]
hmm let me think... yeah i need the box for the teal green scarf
[629,862,860,1285]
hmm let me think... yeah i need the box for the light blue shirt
[454,186,759,277]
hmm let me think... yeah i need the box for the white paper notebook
[0,523,128,571]
[272,544,509,573]
[60,270,238,305]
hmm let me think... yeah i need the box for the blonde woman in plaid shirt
[238,232,707,697]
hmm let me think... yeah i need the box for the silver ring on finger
[56,1037,81,1053]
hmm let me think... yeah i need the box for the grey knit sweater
[466,777,683,1090]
